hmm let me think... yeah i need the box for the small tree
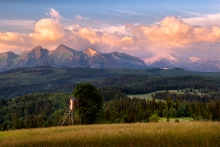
[149,113,160,122]
[169,107,177,118]
[12,113,19,130]
[73,83,103,124]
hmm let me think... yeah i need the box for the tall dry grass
[0,122,220,147]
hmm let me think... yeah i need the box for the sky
[0,0,220,60]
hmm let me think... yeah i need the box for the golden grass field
[0,122,220,147]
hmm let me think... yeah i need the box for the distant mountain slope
[0,51,19,71]
[0,44,146,71]
[39,44,84,67]
[144,53,220,72]
[12,46,49,68]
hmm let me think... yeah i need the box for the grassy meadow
[128,89,204,100]
[159,117,193,122]
[1,122,220,147]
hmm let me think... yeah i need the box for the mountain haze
[144,53,220,72]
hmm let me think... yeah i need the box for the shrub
[149,113,160,122]
[175,118,179,122]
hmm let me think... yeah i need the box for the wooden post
[56,110,58,126]
[72,109,74,125]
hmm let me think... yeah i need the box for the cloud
[0,32,31,53]
[0,32,28,47]
[46,8,62,19]
[0,19,36,28]
[75,27,135,50]
[117,10,142,15]
[0,18,65,52]
[93,25,130,35]
[125,16,220,48]
[29,18,64,43]
[75,15,87,20]
[182,13,220,28]
[0,12,219,59]
[180,11,200,16]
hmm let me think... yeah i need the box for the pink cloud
[0,15,219,59]
[125,16,220,50]
[46,8,62,19]
[183,13,220,28]
[29,18,64,43]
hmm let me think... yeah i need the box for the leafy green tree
[12,113,19,130]
[194,115,203,121]
[37,114,44,127]
[73,83,103,124]
[178,103,189,117]
[165,97,172,121]
[169,107,177,118]
[2,121,8,131]
[149,113,160,122]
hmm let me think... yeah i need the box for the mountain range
[144,53,220,72]
[1,44,220,72]
[0,44,146,71]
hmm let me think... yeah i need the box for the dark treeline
[153,90,220,102]
[97,75,220,95]
[104,95,220,123]
[0,93,70,131]
[1,89,220,131]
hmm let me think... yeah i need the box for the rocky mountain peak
[54,44,74,53]
[30,45,43,51]
[0,44,147,71]
[28,46,48,59]
[83,48,98,57]
[57,44,67,48]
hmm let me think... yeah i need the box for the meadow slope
[0,122,220,147]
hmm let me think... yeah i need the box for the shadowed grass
[0,122,220,147]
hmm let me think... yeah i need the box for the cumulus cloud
[125,16,220,50]
[0,32,31,53]
[0,18,65,52]
[0,13,219,59]
[29,18,64,43]
[46,8,62,19]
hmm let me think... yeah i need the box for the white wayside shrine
[59,98,78,126]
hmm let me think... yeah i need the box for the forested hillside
[1,67,220,131]
[1,66,220,98]
[1,90,220,131]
